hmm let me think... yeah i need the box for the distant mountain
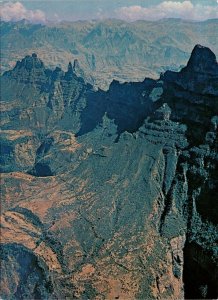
[1,19,218,89]
[1,45,218,299]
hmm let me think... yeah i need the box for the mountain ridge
[1,19,218,89]
[0,44,218,299]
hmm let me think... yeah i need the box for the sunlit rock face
[0,45,217,300]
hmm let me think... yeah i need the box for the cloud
[115,1,218,21]
[0,1,46,23]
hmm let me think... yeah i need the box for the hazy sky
[0,0,218,23]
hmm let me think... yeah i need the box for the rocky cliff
[0,45,217,299]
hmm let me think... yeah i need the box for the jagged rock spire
[185,44,218,73]
[65,59,86,83]
[67,62,73,74]
[14,53,44,71]
[64,61,76,80]
[73,59,79,71]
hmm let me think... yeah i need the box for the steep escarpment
[159,45,218,145]
[0,45,217,299]
[155,45,218,299]
[0,53,156,173]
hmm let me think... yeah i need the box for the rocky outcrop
[0,54,92,133]
[185,44,218,75]
[0,45,217,299]
[156,45,218,299]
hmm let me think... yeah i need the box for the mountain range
[1,19,218,89]
[0,43,218,299]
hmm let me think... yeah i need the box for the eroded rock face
[0,45,217,299]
